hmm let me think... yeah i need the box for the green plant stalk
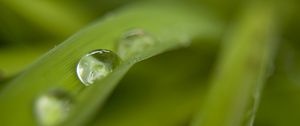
[0,3,221,126]
[191,3,278,126]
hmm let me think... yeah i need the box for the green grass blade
[0,3,221,126]
[191,3,278,126]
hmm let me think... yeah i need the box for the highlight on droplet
[117,29,156,59]
[76,49,120,86]
[34,89,73,126]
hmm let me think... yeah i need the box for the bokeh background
[0,0,299,126]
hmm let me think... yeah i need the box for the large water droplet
[34,89,73,126]
[76,49,120,86]
[117,29,156,59]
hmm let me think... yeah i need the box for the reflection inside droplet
[117,29,156,59]
[76,49,120,86]
[34,89,73,126]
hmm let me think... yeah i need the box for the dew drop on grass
[34,89,73,126]
[117,29,156,59]
[76,49,120,86]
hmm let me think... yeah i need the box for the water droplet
[76,49,120,86]
[117,29,156,59]
[34,89,73,126]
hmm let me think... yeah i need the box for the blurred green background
[0,0,299,126]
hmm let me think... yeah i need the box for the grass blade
[0,3,221,126]
[191,2,278,126]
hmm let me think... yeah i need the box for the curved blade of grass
[0,2,221,126]
[191,2,278,126]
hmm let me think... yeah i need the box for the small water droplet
[117,29,156,59]
[34,89,73,126]
[76,49,120,86]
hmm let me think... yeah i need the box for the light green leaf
[0,3,221,126]
[191,2,278,126]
